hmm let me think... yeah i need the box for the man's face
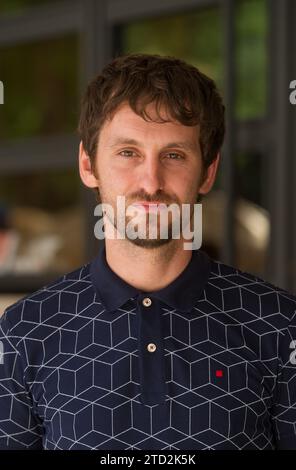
[83,102,215,249]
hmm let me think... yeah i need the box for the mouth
[132,202,167,212]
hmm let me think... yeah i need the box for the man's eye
[119,150,135,158]
[166,153,184,160]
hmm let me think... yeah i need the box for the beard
[124,209,176,249]
[94,187,196,250]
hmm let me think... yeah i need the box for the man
[0,54,295,450]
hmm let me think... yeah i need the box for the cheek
[105,170,132,199]
[108,164,139,194]
[172,170,200,197]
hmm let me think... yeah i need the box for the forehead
[101,102,200,144]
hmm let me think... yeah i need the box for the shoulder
[1,261,94,333]
[206,257,296,326]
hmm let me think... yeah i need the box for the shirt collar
[90,244,211,313]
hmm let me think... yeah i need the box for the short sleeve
[0,311,43,449]
[271,310,296,449]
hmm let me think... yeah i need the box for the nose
[138,156,165,196]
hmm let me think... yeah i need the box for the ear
[198,152,220,195]
[78,141,99,188]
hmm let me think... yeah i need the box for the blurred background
[0,0,296,314]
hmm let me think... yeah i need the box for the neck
[104,238,192,292]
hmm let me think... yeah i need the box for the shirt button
[147,343,157,353]
[142,297,152,307]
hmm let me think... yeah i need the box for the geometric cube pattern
[0,246,296,449]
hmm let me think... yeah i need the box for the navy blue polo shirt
[0,245,296,450]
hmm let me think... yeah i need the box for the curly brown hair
[78,53,225,172]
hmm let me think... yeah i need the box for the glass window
[0,0,59,14]
[0,169,84,276]
[234,152,270,277]
[119,7,223,89]
[235,0,267,119]
[0,34,79,140]
[202,152,270,278]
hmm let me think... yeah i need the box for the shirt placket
[137,295,167,405]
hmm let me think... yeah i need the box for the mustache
[129,191,178,205]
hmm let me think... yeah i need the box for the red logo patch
[215,370,223,377]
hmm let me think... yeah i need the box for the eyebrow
[108,137,197,153]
